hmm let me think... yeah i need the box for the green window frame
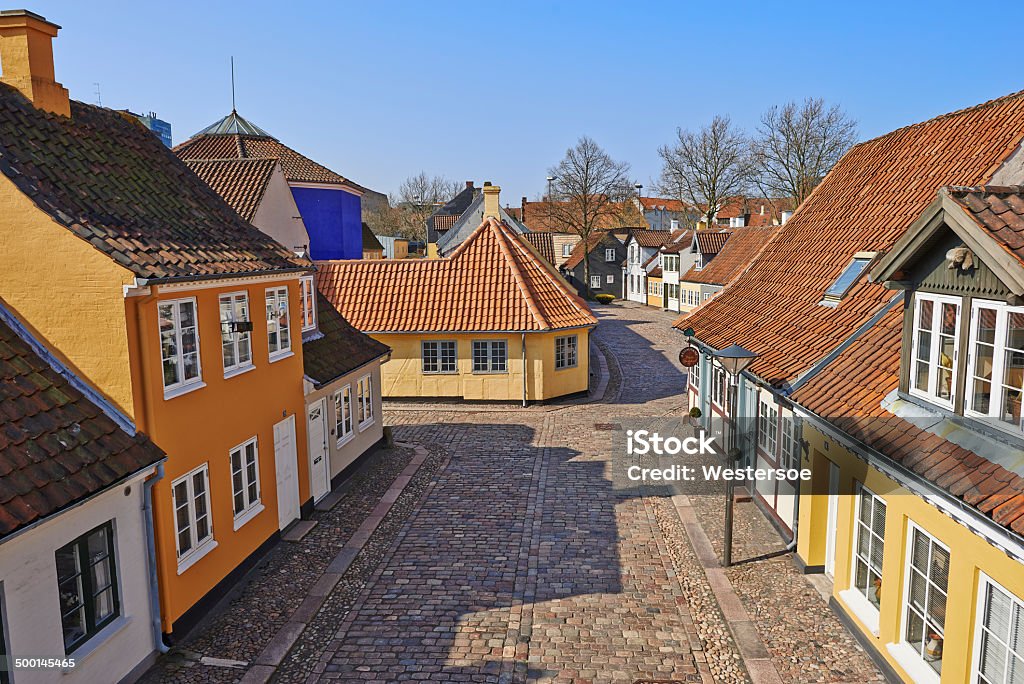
[55,522,119,653]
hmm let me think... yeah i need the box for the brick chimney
[0,10,70,117]
[483,183,500,219]
[465,180,474,189]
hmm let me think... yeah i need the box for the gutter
[143,266,313,287]
[304,350,391,391]
[142,463,169,653]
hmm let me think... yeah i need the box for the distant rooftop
[193,109,274,138]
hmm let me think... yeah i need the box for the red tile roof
[631,230,673,248]
[945,185,1024,266]
[693,230,732,255]
[316,218,597,332]
[302,293,390,388]
[682,226,781,286]
[0,311,165,538]
[639,196,689,212]
[680,88,1024,385]
[0,85,309,281]
[521,200,643,232]
[184,158,277,222]
[520,232,557,265]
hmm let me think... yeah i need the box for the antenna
[93,82,102,107]
[230,56,236,112]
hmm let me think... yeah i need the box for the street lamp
[713,343,759,567]
[546,176,557,201]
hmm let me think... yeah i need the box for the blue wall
[290,186,362,260]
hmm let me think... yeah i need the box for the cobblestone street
[145,302,882,684]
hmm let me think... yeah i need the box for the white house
[622,230,672,303]
[0,306,166,684]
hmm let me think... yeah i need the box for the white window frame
[605,248,616,262]
[711,362,726,409]
[690,353,701,394]
[356,374,374,429]
[219,291,253,378]
[850,484,886,614]
[171,464,216,573]
[606,274,614,284]
[971,572,1024,684]
[265,286,292,361]
[896,522,950,682]
[779,413,801,471]
[909,292,961,410]
[299,275,317,332]
[966,300,1024,434]
[590,275,602,289]
[335,384,353,446]
[421,340,457,374]
[757,397,778,457]
[562,243,573,257]
[555,335,578,370]
[472,340,508,374]
[229,437,263,529]
[159,297,203,397]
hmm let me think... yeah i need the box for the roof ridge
[504,224,595,321]
[488,219,549,330]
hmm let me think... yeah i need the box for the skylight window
[822,253,876,303]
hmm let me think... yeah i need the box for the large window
[472,340,507,373]
[974,577,1024,684]
[967,301,1024,433]
[172,465,214,565]
[357,375,373,428]
[852,485,886,609]
[55,523,119,653]
[902,525,949,677]
[230,438,261,526]
[265,287,292,359]
[299,276,317,332]
[422,341,457,374]
[911,293,960,408]
[757,398,778,455]
[159,298,201,392]
[219,292,252,376]
[555,335,578,369]
[334,385,353,445]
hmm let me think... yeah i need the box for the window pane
[93,586,115,623]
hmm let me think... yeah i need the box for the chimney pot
[0,10,70,117]
[465,181,474,189]
[483,181,492,187]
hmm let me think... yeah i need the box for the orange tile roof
[521,200,643,232]
[682,226,781,286]
[693,230,732,255]
[946,185,1024,266]
[520,232,557,265]
[184,158,277,222]
[639,196,690,212]
[679,88,1024,385]
[316,218,597,332]
[631,230,673,248]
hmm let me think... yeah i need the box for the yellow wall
[371,329,591,401]
[427,242,439,259]
[0,175,138,416]
[679,281,702,313]
[130,279,310,631]
[647,276,664,309]
[797,423,1024,683]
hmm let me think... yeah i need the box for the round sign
[678,347,700,368]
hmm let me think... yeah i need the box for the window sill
[885,641,940,684]
[555,364,578,371]
[358,418,375,433]
[233,502,264,531]
[223,363,256,380]
[268,350,295,364]
[838,589,880,637]
[63,615,133,671]
[336,432,355,449]
[176,538,217,575]
[422,371,459,376]
[163,380,206,401]
[472,371,509,375]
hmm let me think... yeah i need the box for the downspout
[522,332,527,408]
[143,463,169,653]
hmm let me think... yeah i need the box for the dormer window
[910,293,961,409]
[823,253,875,303]
[966,301,1024,432]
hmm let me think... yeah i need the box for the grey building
[560,231,628,298]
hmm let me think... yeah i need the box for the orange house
[0,11,315,639]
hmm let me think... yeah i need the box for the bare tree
[657,116,751,227]
[540,136,633,298]
[751,97,857,207]
[370,173,462,242]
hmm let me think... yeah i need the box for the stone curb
[671,494,784,684]
[237,442,431,684]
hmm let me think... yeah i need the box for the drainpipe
[521,332,527,408]
[143,463,169,653]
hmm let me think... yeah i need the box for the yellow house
[318,186,598,403]
[0,11,314,641]
[646,269,664,308]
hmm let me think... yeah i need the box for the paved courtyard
[145,302,882,684]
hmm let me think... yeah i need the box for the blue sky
[20,1,1024,203]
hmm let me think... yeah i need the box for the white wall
[251,165,311,255]
[0,468,158,684]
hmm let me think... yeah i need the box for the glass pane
[89,554,112,590]
[981,632,1008,683]
[857,525,870,558]
[871,500,886,538]
[979,307,998,344]
[1001,386,1023,427]
[919,299,934,331]
[927,588,947,630]
[1012,601,1024,655]
[906,608,925,650]
[1009,313,1024,351]
[912,531,929,570]
[932,545,950,590]
[937,367,953,400]
[94,586,115,622]
[988,584,1013,639]
[940,303,958,336]
[223,340,237,367]
[61,602,86,649]
[909,569,927,612]
[182,352,199,381]
[195,514,209,541]
[55,545,80,583]
[825,258,870,297]
[178,302,195,328]
[870,536,884,570]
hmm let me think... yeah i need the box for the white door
[824,460,840,577]
[273,415,300,530]
[307,399,330,502]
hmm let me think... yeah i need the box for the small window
[472,340,507,373]
[335,385,353,443]
[299,276,317,332]
[422,340,457,374]
[780,414,801,470]
[55,522,119,653]
[757,398,778,456]
[824,255,873,300]
[562,243,572,257]
[901,525,949,677]
[172,464,214,564]
[974,576,1024,684]
[159,298,201,392]
[911,293,961,408]
[229,438,261,524]
[690,353,701,393]
[711,363,726,408]
[266,287,292,359]
[606,274,614,284]
[357,374,374,428]
[220,292,253,376]
[555,335,578,370]
[591,275,601,289]
[605,248,616,262]
[851,485,885,610]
